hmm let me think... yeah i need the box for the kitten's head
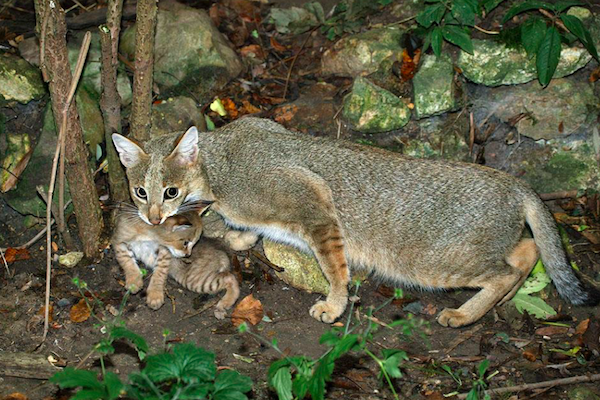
[112,126,209,225]
[160,212,204,257]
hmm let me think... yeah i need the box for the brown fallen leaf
[221,98,239,120]
[575,318,590,336]
[535,326,569,336]
[240,44,265,60]
[580,229,600,245]
[241,99,261,115]
[231,294,264,327]
[3,248,30,263]
[37,304,54,323]
[273,104,298,124]
[70,298,91,323]
[1,393,28,400]
[270,36,287,52]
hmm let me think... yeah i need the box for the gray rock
[57,298,71,308]
[321,25,404,77]
[269,2,323,35]
[457,39,591,86]
[151,96,204,137]
[120,2,242,101]
[475,78,597,141]
[343,77,411,133]
[0,132,31,192]
[0,53,45,105]
[568,387,600,400]
[412,54,457,119]
[402,115,470,162]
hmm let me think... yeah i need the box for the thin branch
[539,190,579,201]
[457,373,600,399]
[474,25,499,35]
[538,9,568,33]
[282,27,317,100]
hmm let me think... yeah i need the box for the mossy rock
[343,77,411,133]
[151,96,204,137]
[412,54,458,119]
[0,53,45,105]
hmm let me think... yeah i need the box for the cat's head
[160,212,204,257]
[112,127,211,225]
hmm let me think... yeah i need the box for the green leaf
[110,326,149,360]
[416,3,446,28]
[560,14,599,61]
[478,359,489,378]
[144,343,216,384]
[178,384,211,400]
[307,373,326,400]
[553,0,583,12]
[442,25,474,54]
[270,367,293,400]
[466,388,479,400]
[70,389,106,400]
[103,372,124,400]
[517,265,551,295]
[292,374,310,399]
[512,292,557,319]
[536,25,561,86]
[521,17,547,56]
[50,368,103,391]
[481,0,506,13]
[319,330,341,346]
[204,115,215,131]
[502,1,554,24]
[452,0,478,26]
[330,334,360,359]
[214,370,253,400]
[380,349,408,379]
[431,26,443,57]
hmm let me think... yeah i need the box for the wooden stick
[538,9,568,33]
[539,190,579,201]
[282,27,317,101]
[457,373,600,399]
[0,352,61,379]
[249,250,284,272]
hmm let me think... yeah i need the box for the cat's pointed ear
[112,134,147,168]
[169,126,199,166]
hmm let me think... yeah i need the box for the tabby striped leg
[146,247,171,310]
[114,243,144,294]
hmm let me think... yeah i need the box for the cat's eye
[164,187,179,200]
[134,187,147,200]
[183,241,190,247]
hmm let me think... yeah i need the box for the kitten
[112,204,256,318]
[112,117,599,327]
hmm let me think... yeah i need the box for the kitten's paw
[437,308,470,328]
[214,307,226,320]
[146,291,165,310]
[224,231,259,251]
[125,275,144,294]
[309,300,344,324]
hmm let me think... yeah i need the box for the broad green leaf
[536,26,561,86]
[50,368,103,390]
[292,374,310,399]
[214,370,253,400]
[319,330,341,346]
[144,343,216,384]
[521,17,547,56]
[553,0,583,12]
[531,258,546,275]
[512,292,557,319]
[271,367,293,400]
[417,3,446,28]
[307,373,326,400]
[110,326,149,360]
[103,372,124,400]
[380,349,407,379]
[478,359,489,378]
[481,0,506,13]
[560,14,599,61]
[466,388,479,400]
[518,260,550,294]
[452,0,478,26]
[330,334,360,359]
[431,26,443,57]
[178,384,211,400]
[70,389,106,400]
[442,25,474,54]
[502,1,554,24]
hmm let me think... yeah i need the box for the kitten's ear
[112,134,147,168]
[169,126,199,166]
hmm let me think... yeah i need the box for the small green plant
[321,0,394,40]
[501,0,599,86]
[241,282,426,400]
[50,279,252,400]
[465,359,498,400]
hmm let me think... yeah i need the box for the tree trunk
[129,0,158,141]
[34,0,103,258]
[100,0,129,206]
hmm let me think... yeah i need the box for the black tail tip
[582,284,600,306]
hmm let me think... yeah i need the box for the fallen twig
[457,373,600,399]
[538,9,568,33]
[539,190,579,201]
[282,27,317,100]
[249,250,284,272]
[178,298,220,321]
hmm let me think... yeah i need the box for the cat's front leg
[114,243,144,293]
[146,247,171,310]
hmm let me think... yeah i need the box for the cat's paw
[437,308,470,328]
[146,290,165,310]
[309,300,344,323]
[213,307,226,320]
[224,231,259,251]
[125,275,144,294]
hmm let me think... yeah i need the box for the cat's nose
[149,217,161,225]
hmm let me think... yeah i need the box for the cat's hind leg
[212,272,240,319]
[499,238,539,305]
[114,243,144,293]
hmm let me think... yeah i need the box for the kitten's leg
[499,238,539,304]
[146,247,171,310]
[211,272,240,319]
[114,243,144,293]
[224,230,259,251]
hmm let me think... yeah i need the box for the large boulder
[0,53,45,105]
[343,77,411,133]
[412,54,458,119]
[150,96,205,137]
[321,25,404,77]
[473,78,597,141]
[120,2,243,101]
[457,39,591,86]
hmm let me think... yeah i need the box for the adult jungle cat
[112,117,598,327]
